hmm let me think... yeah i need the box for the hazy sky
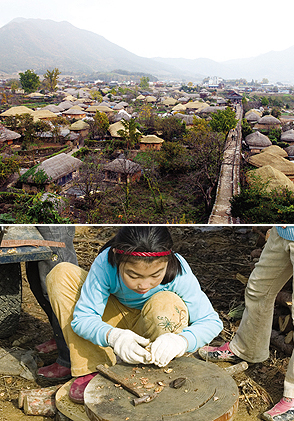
[1,0,294,62]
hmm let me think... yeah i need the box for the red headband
[114,249,172,257]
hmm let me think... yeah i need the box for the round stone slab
[84,356,239,421]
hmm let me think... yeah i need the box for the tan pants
[230,227,294,397]
[46,262,189,377]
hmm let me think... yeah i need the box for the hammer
[96,364,158,405]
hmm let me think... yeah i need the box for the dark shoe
[37,362,72,381]
[35,338,57,353]
[198,342,241,362]
[261,397,294,421]
[69,373,99,404]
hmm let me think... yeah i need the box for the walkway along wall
[208,104,243,224]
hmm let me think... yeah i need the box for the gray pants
[230,226,294,397]
[26,226,78,368]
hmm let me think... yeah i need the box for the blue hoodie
[71,248,223,353]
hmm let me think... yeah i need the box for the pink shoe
[69,373,99,404]
[37,362,71,381]
[198,342,241,362]
[35,338,57,353]
[262,397,294,420]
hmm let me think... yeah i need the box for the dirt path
[0,226,288,420]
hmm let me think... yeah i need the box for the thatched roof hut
[140,134,164,151]
[43,105,64,113]
[281,129,294,143]
[185,101,207,111]
[0,123,21,144]
[245,112,261,123]
[108,121,141,138]
[172,103,186,112]
[62,109,87,119]
[247,165,294,193]
[69,120,90,131]
[162,97,177,106]
[87,105,113,114]
[103,158,142,184]
[21,153,82,192]
[248,152,294,177]
[245,109,262,118]
[1,106,34,117]
[260,145,288,158]
[145,96,157,103]
[245,131,272,150]
[58,101,74,111]
[254,115,281,132]
[285,145,294,157]
[199,106,227,114]
[32,109,58,122]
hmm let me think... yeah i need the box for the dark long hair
[98,226,182,284]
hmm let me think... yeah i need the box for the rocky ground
[0,225,290,420]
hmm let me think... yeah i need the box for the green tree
[155,116,186,142]
[43,68,61,92]
[0,156,20,185]
[90,89,103,102]
[157,142,191,174]
[19,69,40,93]
[139,76,150,90]
[261,96,269,106]
[92,111,109,139]
[117,119,142,149]
[209,107,238,138]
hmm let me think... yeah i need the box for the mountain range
[0,18,294,84]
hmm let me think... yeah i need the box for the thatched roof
[258,115,281,125]
[136,95,145,100]
[281,129,294,142]
[245,131,271,148]
[33,109,58,121]
[199,106,227,114]
[245,109,262,118]
[108,121,141,138]
[0,106,34,117]
[260,145,288,158]
[175,114,196,125]
[69,120,90,131]
[172,103,186,111]
[248,152,294,175]
[162,97,177,106]
[24,153,82,184]
[145,96,157,103]
[247,165,294,193]
[68,105,84,111]
[43,105,64,113]
[245,112,261,122]
[87,105,113,113]
[103,158,141,174]
[285,146,294,157]
[114,110,132,122]
[62,109,86,116]
[26,92,44,98]
[58,101,74,111]
[140,134,164,144]
[185,101,207,110]
[0,123,21,141]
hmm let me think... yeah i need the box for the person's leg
[132,290,189,340]
[200,227,293,364]
[230,227,293,362]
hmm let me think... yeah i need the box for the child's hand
[108,328,152,364]
[149,333,187,367]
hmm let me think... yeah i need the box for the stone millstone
[84,356,239,421]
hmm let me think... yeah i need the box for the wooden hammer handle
[96,364,144,398]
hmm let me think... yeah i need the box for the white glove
[108,328,152,364]
[150,333,188,367]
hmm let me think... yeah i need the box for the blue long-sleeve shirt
[71,248,223,352]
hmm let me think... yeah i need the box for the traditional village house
[0,123,21,147]
[248,152,294,181]
[162,97,177,106]
[247,165,294,194]
[245,111,261,126]
[108,121,141,139]
[140,134,164,151]
[0,105,34,118]
[62,108,87,120]
[69,120,90,146]
[58,101,74,111]
[254,115,281,132]
[43,104,64,114]
[281,129,294,145]
[20,153,82,193]
[244,131,272,153]
[32,109,58,122]
[103,158,142,184]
